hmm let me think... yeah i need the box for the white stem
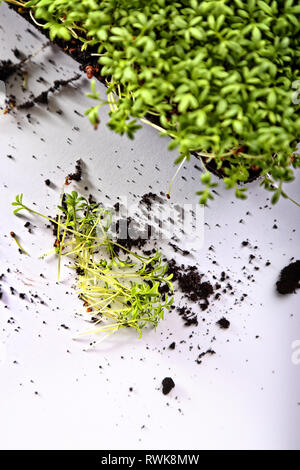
[167,156,187,197]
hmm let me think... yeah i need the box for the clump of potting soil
[162,377,175,395]
[196,349,216,365]
[0,59,21,82]
[65,159,82,184]
[276,261,300,295]
[140,192,162,210]
[216,317,230,329]
[167,259,214,302]
[0,52,36,82]
[176,306,198,327]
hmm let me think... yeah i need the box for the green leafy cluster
[12,191,174,337]
[8,0,300,202]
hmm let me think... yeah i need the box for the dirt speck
[162,377,175,395]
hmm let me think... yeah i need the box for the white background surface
[0,3,299,450]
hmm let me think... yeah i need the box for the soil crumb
[196,348,216,364]
[66,159,82,183]
[162,377,175,395]
[216,317,230,329]
[276,261,300,295]
[18,74,80,109]
[168,259,214,302]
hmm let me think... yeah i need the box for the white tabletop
[0,2,299,450]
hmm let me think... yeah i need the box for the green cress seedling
[12,191,174,337]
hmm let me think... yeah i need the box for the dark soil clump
[0,59,20,81]
[66,159,82,183]
[166,259,216,326]
[115,217,149,253]
[140,192,162,210]
[276,261,300,295]
[76,267,85,276]
[216,317,230,329]
[168,260,214,302]
[196,349,216,364]
[177,306,198,327]
[162,377,175,395]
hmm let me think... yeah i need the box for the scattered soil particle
[115,217,149,252]
[76,267,85,276]
[196,348,216,364]
[0,59,22,81]
[168,260,214,302]
[66,159,82,183]
[34,90,49,105]
[88,194,97,205]
[216,317,230,329]
[199,299,209,311]
[44,179,51,186]
[48,214,60,237]
[169,242,190,256]
[276,261,300,295]
[1,41,50,83]
[177,306,198,326]
[18,74,80,110]
[140,192,162,210]
[162,377,175,395]
[169,342,176,350]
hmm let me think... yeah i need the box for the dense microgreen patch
[4,0,300,203]
[12,191,174,337]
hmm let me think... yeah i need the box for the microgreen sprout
[10,231,29,256]
[12,191,174,337]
